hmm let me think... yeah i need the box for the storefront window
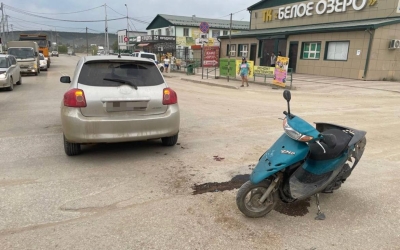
[238,44,248,57]
[223,30,228,36]
[326,41,350,61]
[302,42,321,59]
[227,44,236,56]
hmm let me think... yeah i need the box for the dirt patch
[192,174,250,195]
[274,198,311,217]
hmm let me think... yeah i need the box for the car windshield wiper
[103,78,138,89]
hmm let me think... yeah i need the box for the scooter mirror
[283,90,291,102]
[323,134,337,148]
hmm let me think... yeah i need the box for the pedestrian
[271,52,277,67]
[164,56,170,73]
[238,57,250,87]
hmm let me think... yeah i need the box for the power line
[3,3,104,15]
[216,8,248,19]
[5,6,126,22]
[8,16,86,30]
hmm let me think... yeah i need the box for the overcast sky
[2,0,260,34]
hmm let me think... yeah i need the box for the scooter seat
[309,129,352,161]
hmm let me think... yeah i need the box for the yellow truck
[19,34,51,68]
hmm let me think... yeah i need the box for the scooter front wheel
[236,180,279,218]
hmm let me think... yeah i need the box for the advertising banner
[219,58,236,77]
[273,56,289,87]
[203,46,220,67]
[235,60,254,78]
[254,66,275,76]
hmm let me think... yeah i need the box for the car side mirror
[323,134,337,148]
[60,76,71,83]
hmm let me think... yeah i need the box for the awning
[137,43,149,47]
[218,17,400,39]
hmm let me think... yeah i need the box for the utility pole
[55,28,58,52]
[10,24,13,41]
[1,3,5,48]
[104,4,109,55]
[86,27,88,56]
[5,14,8,43]
[227,13,232,82]
[125,4,129,53]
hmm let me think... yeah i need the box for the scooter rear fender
[250,133,309,184]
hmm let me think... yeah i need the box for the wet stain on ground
[192,174,250,195]
[274,198,311,217]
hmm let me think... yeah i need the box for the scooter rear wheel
[236,180,279,218]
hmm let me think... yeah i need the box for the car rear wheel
[161,133,178,146]
[63,135,81,156]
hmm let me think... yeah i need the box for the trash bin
[187,64,194,75]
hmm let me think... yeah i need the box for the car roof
[83,56,153,63]
[0,54,12,58]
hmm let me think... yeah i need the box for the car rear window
[78,60,164,87]
[140,54,156,60]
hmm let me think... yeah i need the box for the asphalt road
[0,54,399,250]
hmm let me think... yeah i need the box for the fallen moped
[236,90,367,219]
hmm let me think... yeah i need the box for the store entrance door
[289,42,299,73]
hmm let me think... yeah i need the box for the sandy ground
[0,54,399,250]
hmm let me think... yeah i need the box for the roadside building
[219,0,400,81]
[140,14,249,59]
[117,30,146,51]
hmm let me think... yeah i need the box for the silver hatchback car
[0,54,22,91]
[60,56,180,156]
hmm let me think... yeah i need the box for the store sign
[140,35,176,42]
[264,0,372,22]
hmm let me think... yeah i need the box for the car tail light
[163,88,177,105]
[64,88,87,107]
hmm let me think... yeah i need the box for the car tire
[6,77,13,91]
[16,74,22,85]
[161,133,178,146]
[63,135,81,156]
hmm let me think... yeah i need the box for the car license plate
[105,101,147,112]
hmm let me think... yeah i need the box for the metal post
[86,27,88,56]
[10,24,13,41]
[227,13,232,82]
[201,45,204,79]
[55,28,58,52]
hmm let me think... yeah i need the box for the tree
[112,40,118,52]
[58,45,68,54]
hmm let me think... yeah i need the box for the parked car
[59,56,180,156]
[51,51,59,57]
[0,54,22,91]
[39,53,47,71]
[132,52,165,72]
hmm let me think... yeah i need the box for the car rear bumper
[20,69,38,73]
[61,104,180,143]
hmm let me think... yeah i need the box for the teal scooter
[236,90,367,219]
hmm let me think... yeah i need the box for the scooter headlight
[283,118,313,142]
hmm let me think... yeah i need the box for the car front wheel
[63,135,81,156]
[161,133,178,146]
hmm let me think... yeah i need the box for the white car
[59,56,180,156]
[132,52,165,72]
[0,54,22,91]
[39,53,47,71]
